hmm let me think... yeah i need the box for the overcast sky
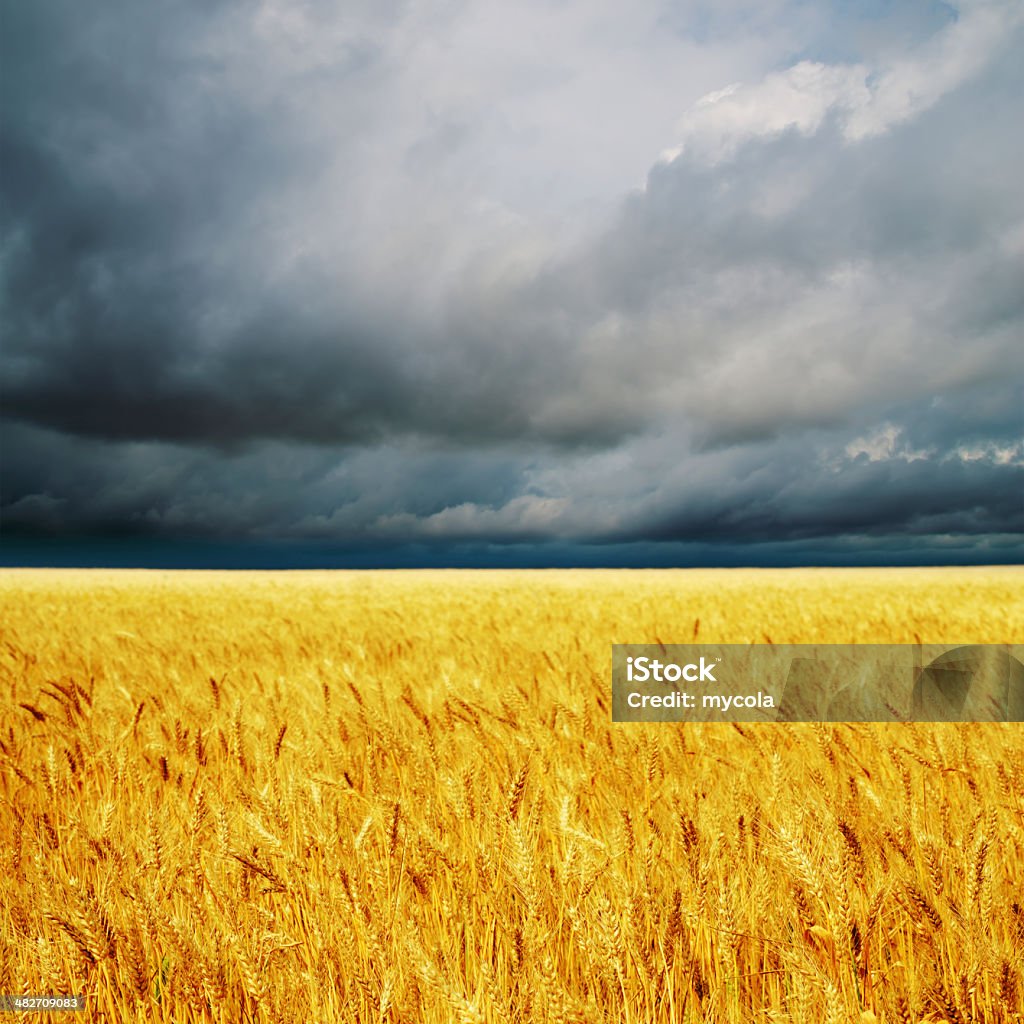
[1,0,1022,566]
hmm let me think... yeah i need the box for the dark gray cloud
[2,0,1021,563]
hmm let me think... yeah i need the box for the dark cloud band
[2,0,1022,563]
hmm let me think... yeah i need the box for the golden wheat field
[1,567,1022,1023]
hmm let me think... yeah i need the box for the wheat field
[1,567,1022,1023]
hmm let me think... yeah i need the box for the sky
[1,0,1022,567]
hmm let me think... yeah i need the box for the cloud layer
[2,0,1021,563]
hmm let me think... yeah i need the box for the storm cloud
[1,0,1021,564]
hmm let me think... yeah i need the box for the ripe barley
[0,566,1020,1023]
[507,763,529,821]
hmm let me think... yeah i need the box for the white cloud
[846,425,933,463]
[374,495,572,540]
[953,441,1024,466]
[660,0,1023,165]
[661,60,869,164]
[845,0,1023,139]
